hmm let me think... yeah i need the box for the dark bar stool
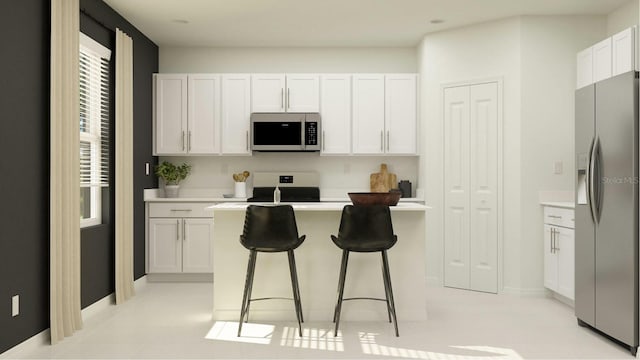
[331,204,399,337]
[238,205,306,337]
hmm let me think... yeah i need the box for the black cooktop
[247,186,320,202]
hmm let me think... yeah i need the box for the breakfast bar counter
[207,202,428,322]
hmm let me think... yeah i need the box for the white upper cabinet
[576,27,637,89]
[286,74,320,112]
[154,74,220,155]
[251,74,319,113]
[154,74,188,154]
[251,74,286,112]
[320,75,352,155]
[593,37,612,83]
[576,47,593,89]
[352,74,418,155]
[385,74,417,154]
[188,74,221,154]
[612,27,636,77]
[222,74,252,155]
[352,74,385,154]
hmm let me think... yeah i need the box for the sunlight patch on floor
[279,326,344,352]
[205,321,274,345]
[360,332,523,359]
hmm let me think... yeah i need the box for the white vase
[165,185,180,198]
[234,182,247,198]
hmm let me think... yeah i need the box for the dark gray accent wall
[0,0,157,353]
[0,0,50,354]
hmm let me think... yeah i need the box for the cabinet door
[286,74,320,112]
[352,74,385,154]
[320,75,351,154]
[251,74,285,112]
[557,227,575,300]
[593,37,612,83]
[188,74,221,154]
[612,27,636,76]
[149,218,182,273]
[385,74,417,154]
[543,224,559,292]
[576,47,593,89]
[155,74,187,154]
[182,219,213,273]
[221,74,251,154]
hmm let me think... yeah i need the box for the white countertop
[207,202,429,211]
[540,201,575,208]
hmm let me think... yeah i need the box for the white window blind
[79,33,110,188]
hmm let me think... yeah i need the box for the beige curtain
[50,0,82,344]
[115,28,135,304]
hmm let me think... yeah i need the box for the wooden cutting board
[370,163,397,192]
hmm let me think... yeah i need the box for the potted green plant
[154,161,192,198]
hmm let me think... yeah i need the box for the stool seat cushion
[240,205,305,252]
[331,205,397,252]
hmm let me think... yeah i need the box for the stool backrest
[241,205,302,251]
[334,205,396,251]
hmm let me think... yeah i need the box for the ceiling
[103,0,631,47]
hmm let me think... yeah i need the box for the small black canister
[398,180,412,198]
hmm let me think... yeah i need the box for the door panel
[574,84,596,326]
[183,219,213,273]
[155,75,187,154]
[149,219,182,273]
[594,72,638,346]
[557,227,575,300]
[469,83,498,293]
[352,75,385,154]
[444,86,470,289]
[221,74,251,154]
[320,75,351,154]
[188,75,220,154]
[286,74,320,112]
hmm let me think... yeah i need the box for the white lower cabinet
[148,203,214,274]
[543,206,575,300]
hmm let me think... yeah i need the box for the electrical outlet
[11,295,19,317]
[554,161,563,175]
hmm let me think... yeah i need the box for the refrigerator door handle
[588,136,599,223]
[593,137,603,222]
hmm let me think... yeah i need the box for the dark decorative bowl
[348,191,401,206]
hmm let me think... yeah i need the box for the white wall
[158,46,420,196]
[160,47,417,73]
[606,0,639,36]
[162,155,419,198]
[418,15,607,293]
[519,16,606,292]
[418,17,522,288]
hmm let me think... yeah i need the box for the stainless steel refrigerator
[575,70,638,355]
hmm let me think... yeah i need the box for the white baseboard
[146,273,212,282]
[501,286,547,297]
[0,275,149,358]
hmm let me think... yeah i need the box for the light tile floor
[7,282,635,359]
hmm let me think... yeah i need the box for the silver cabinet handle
[182,219,186,242]
[547,215,561,219]
[170,209,192,212]
[287,88,290,110]
[322,131,326,151]
[386,131,390,151]
[246,131,249,151]
[281,88,284,109]
[176,219,180,241]
[550,228,554,253]
[380,131,384,151]
[182,131,185,151]
[188,131,192,151]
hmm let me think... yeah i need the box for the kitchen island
[207,202,428,322]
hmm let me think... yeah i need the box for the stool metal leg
[287,250,303,337]
[238,250,257,337]
[381,250,399,337]
[333,250,349,337]
[381,255,392,323]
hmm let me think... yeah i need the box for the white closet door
[443,85,471,289]
[468,82,498,293]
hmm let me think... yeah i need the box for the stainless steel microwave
[250,113,321,152]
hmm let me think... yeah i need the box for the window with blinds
[80,32,111,227]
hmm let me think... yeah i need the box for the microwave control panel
[305,122,318,146]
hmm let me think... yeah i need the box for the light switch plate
[12,295,19,317]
